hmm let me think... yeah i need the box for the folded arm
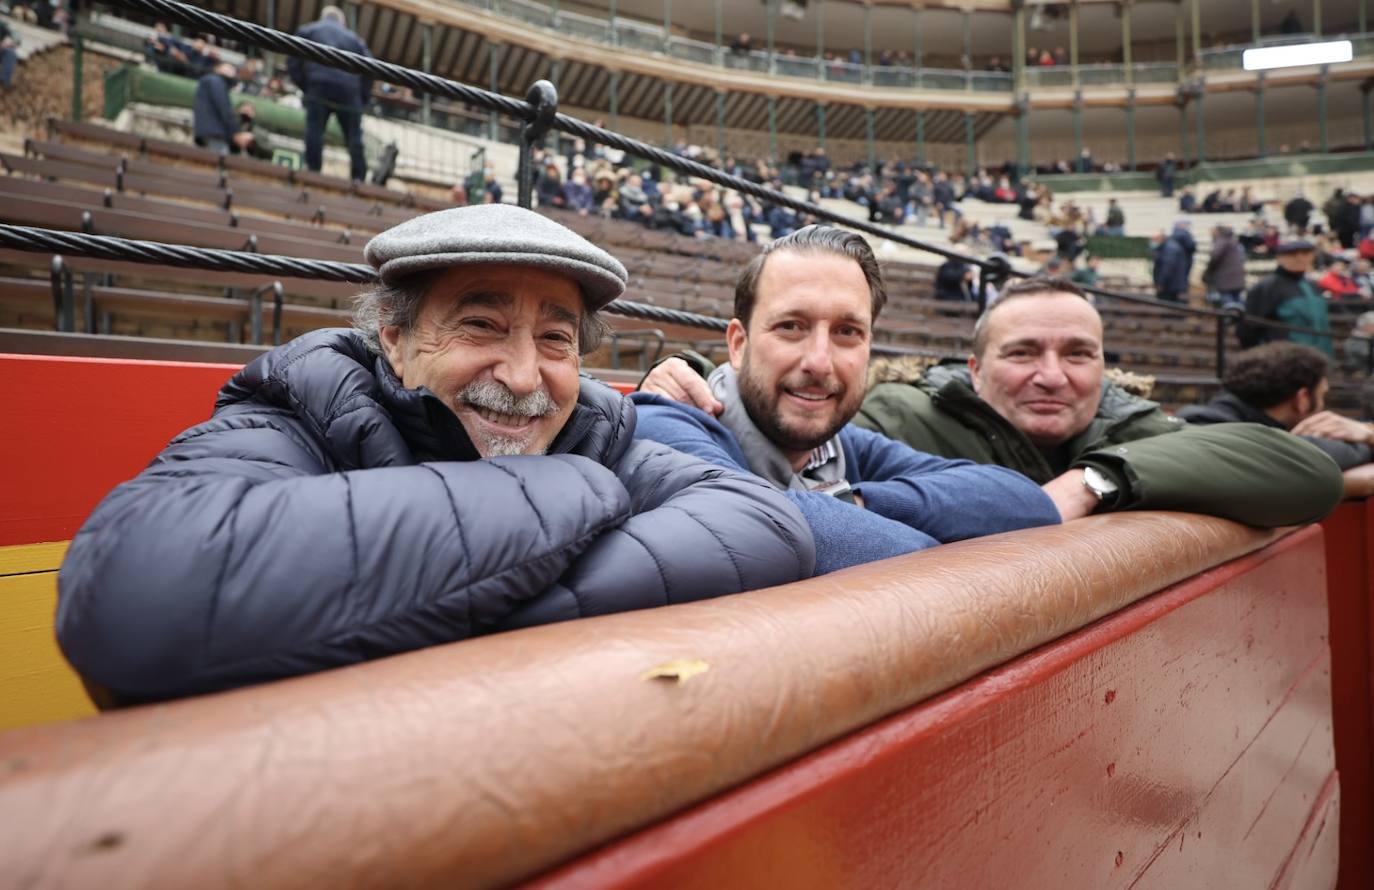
[631,396,945,575]
[1074,422,1344,526]
[57,420,631,703]
[843,425,1063,541]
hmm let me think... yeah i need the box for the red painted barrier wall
[528,528,1338,890]
[0,354,238,546]
[1322,498,1374,890]
[0,353,638,547]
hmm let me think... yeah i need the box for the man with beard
[631,226,1062,575]
[55,204,816,706]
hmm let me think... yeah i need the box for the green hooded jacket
[854,360,1342,528]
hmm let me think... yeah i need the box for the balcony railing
[458,0,1371,94]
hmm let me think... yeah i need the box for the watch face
[1084,466,1119,496]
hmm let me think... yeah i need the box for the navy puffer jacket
[57,330,815,704]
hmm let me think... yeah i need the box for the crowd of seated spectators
[522,138,824,244]
[1177,185,1261,215]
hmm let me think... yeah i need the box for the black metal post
[517,80,558,210]
[1215,313,1228,379]
[49,255,74,333]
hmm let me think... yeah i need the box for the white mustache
[456,380,559,418]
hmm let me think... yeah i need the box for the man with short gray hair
[56,204,816,706]
[289,5,370,180]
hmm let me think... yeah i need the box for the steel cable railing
[0,224,956,359]
[51,0,1374,373]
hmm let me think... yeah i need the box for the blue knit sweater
[632,394,1061,575]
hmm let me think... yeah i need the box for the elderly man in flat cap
[56,204,816,707]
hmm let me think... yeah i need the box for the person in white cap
[56,204,816,707]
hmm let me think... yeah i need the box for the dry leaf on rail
[640,659,710,685]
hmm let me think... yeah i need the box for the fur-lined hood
[867,356,1157,401]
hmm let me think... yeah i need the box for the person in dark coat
[0,20,17,89]
[1152,221,1195,303]
[55,204,816,706]
[1179,342,1373,484]
[1239,240,1332,355]
[1333,192,1364,249]
[1284,193,1315,234]
[288,6,371,181]
[1202,225,1247,308]
[934,257,974,301]
[191,61,242,154]
[1156,152,1176,198]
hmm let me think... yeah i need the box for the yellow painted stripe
[0,570,95,730]
[0,541,70,575]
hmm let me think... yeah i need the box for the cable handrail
[0,224,956,359]
[71,1,1374,361]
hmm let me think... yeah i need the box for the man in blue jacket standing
[288,5,371,181]
[1152,220,1196,303]
[632,226,1062,575]
[56,204,816,706]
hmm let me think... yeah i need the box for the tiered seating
[1,119,1363,405]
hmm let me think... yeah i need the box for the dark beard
[737,355,853,455]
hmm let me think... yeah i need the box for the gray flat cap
[364,204,627,310]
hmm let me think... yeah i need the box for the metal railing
[60,0,1374,379]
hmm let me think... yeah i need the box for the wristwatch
[1081,466,1120,502]
[812,479,857,505]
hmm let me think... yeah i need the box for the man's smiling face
[969,292,1106,451]
[727,250,872,469]
[379,263,583,457]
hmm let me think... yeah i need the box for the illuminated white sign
[1242,40,1353,71]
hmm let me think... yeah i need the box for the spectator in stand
[729,32,753,55]
[1157,152,1177,198]
[1353,258,1374,298]
[631,227,1063,576]
[56,204,817,705]
[1202,225,1247,309]
[289,6,371,182]
[591,170,618,216]
[0,19,17,90]
[232,101,272,160]
[236,58,264,96]
[934,258,975,302]
[1153,220,1196,304]
[1280,9,1304,33]
[535,161,565,210]
[869,182,905,225]
[1342,311,1374,373]
[1318,255,1362,299]
[484,167,503,204]
[1076,148,1093,174]
[617,172,649,218]
[701,203,735,240]
[1240,240,1332,356]
[1041,254,1068,278]
[192,62,250,156]
[1333,191,1363,249]
[562,169,594,216]
[719,193,751,243]
[144,21,193,76]
[1178,187,1198,213]
[1180,342,1374,496]
[1071,254,1102,288]
[932,172,957,229]
[1285,192,1315,235]
[1100,198,1125,236]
